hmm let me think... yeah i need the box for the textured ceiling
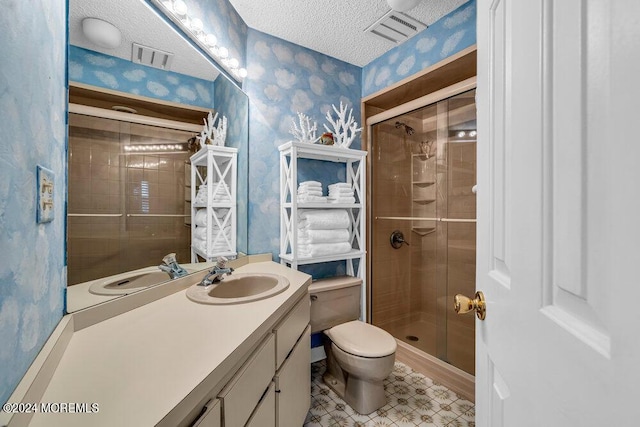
[69,0,469,82]
[69,0,220,81]
[228,0,469,67]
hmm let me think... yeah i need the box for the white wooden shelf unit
[190,145,237,262]
[279,141,367,317]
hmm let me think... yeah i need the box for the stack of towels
[328,183,356,204]
[192,208,231,254]
[297,181,327,203]
[194,182,231,204]
[297,209,352,258]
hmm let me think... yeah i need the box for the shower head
[395,121,415,135]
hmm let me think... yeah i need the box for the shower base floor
[380,316,437,356]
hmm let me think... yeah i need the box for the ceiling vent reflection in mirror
[154,0,248,80]
[132,43,174,70]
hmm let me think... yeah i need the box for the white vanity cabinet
[179,294,311,427]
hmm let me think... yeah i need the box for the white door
[475,1,640,426]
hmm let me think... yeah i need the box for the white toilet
[309,276,397,415]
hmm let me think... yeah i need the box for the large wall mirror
[66,0,248,312]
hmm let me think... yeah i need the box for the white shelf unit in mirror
[411,153,437,237]
[278,141,367,287]
[190,145,237,262]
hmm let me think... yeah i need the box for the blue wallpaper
[69,46,215,109]
[362,0,476,97]
[244,29,362,262]
[0,0,67,405]
[213,75,249,254]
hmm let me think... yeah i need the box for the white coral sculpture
[289,112,318,144]
[199,111,228,147]
[323,101,362,148]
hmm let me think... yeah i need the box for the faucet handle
[162,253,178,266]
[216,256,229,268]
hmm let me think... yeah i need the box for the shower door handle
[454,291,486,320]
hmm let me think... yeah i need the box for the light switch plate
[36,165,55,223]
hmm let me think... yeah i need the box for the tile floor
[305,360,475,427]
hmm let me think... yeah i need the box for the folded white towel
[298,195,328,203]
[328,196,356,204]
[329,189,354,196]
[194,208,229,226]
[297,189,323,196]
[298,209,350,229]
[193,226,231,240]
[328,183,351,190]
[193,238,230,254]
[297,242,352,258]
[297,228,350,244]
[299,180,322,187]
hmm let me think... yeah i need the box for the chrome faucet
[199,256,234,286]
[158,253,189,279]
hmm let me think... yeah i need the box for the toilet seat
[325,320,397,358]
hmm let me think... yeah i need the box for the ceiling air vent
[132,43,174,70]
[365,10,427,44]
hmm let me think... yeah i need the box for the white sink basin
[186,273,289,305]
[88,271,171,296]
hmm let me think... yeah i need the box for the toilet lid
[326,321,397,358]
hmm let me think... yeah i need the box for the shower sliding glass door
[67,113,193,286]
[371,89,477,375]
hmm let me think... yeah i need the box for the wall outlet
[36,165,55,223]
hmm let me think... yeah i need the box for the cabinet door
[218,334,275,427]
[274,325,311,427]
[246,382,276,427]
[191,399,221,427]
[273,295,310,369]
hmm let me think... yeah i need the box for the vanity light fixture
[156,0,247,81]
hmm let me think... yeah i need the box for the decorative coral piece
[199,111,227,147]
[323,101,362,148]
[289,112,318,144]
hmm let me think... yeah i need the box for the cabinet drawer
[246,381,275,427]
[275,325,311,427]
[273,295,310,369]
[191,399,220,427]
[218,333,275,427]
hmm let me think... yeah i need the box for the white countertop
[29,262,310,427]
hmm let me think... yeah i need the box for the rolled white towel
[298,209,350,229]
[297,228,350,244]
[328,196,356,204]
[297,242,352,258]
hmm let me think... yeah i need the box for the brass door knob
[454,291,486,320]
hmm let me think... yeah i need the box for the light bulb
[205,33,217,47]
[238,68,248,78]
[469,130,477,137]
[173,0,188,16]
[190,18,203,33]
[457,131,466,138]
[218,46,228,59]
[229,58,239,69]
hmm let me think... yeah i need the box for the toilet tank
[308,276,362,334]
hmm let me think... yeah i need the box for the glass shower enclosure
[371,89,477,375]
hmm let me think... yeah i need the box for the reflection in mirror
[66,0,248,312]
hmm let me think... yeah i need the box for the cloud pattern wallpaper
[244,29,362,271]
[69,46,215,109]
[0,0,67,404]
[362,0,476,97]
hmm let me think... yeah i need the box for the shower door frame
[363,76,477,400]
